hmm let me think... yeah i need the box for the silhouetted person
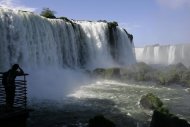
[2,64,24,111]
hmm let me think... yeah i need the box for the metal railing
[0,72,28,110]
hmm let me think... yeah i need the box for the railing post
[0,72,29,110]
[24,75,27,110]
[0,72,30,127]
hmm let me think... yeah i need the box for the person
[2,64,24,111]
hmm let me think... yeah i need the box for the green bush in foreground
[140,93,163,110]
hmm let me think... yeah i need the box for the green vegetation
[97,20,107,23]
[157,106,170,115]
[40,8,56,19]
[108,21,118,28]
[120,62,156,81]
[140,93,170,117]
[139,93,190,127]
[93,68,120,79]
[139,93,171,118]
[140,93,163,110]
[92,62,190,87]
[121,62,190,87]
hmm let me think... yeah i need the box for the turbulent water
[70,80,190,121]
[135,44,190,67]
[29,80,190,127]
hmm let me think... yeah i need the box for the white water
[135,44,190,67]
[0,8,136,99]
[0,8,136,71]
[70,80,190,122]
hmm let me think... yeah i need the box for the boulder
[88,115,115,127]
[140,93,163,110]
[150,110,190,127]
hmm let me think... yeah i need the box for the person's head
[12,64,19,71]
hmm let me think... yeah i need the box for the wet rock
[185,88,190,93]
[140,93,163,110]
[123,29,133,42]
[150,110,190,127]
[88,115,115,127]
[92,68,121,79]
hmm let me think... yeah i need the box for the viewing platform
[0,72,29,127]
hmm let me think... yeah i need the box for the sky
[0,0,190,47]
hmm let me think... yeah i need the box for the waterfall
[0,8,136,71]
[135,44,190,67]
[0,8,136,98]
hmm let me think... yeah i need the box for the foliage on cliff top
[108,21,118,28]
[40,8,56,19]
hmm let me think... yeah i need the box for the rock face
[140,93,163,110]
[150,110,190,127]
[88,115,115,127]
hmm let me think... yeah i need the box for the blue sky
[0,0,190,47]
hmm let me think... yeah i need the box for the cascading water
[135,44,190,67]
[0,8,136,99]
[0,8,136,71]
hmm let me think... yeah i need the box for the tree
[40,8,56,19]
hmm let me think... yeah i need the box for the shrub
[40,8,56,19]
[140,93,163,110]
[108,21,118,28]
[181,70,190,86]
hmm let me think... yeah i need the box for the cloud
[0,0,36,12]
[156,0,190,9]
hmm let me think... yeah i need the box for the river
[28,80,190,127]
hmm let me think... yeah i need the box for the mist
[27,68,91,100]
